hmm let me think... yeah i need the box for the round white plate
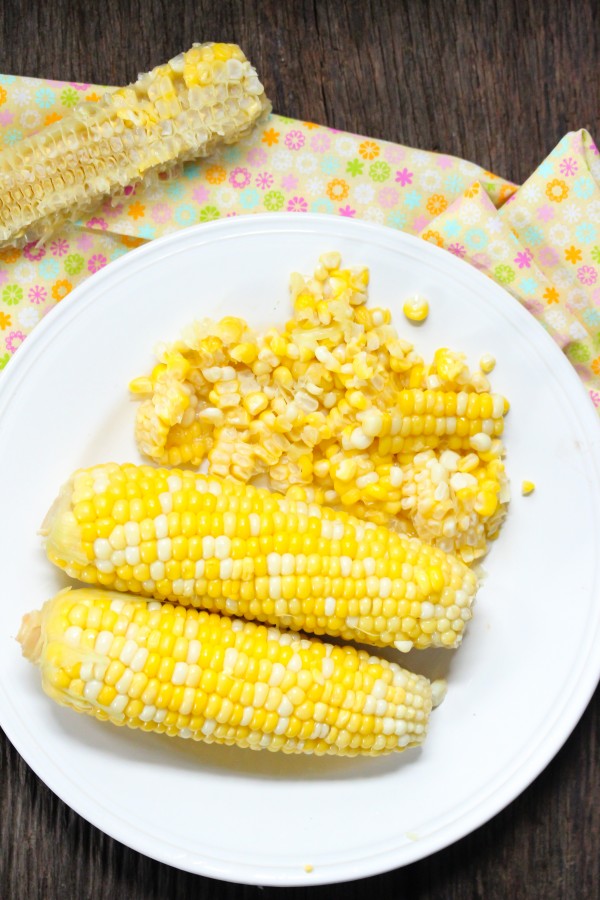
[1,214,599,886]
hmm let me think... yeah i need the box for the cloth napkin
[1,74,599,411]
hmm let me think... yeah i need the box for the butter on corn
[0,43,270,248]
[42,462,478,651]
[19,588,436,756]
[130,254,510,563]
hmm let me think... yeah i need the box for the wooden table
[1,1,599,896]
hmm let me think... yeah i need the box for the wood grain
[1,0,599,896]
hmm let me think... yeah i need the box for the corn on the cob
[18,588,438,756]
[43,462,477,651]
[129,253,509,560]
[0,43,270,248]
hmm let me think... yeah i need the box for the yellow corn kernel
[403,296,429,323]
[521,480,535,495]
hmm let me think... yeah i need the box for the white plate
[1,214,599,887]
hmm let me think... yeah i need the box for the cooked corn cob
[0,43,270,248]
[19,589,437,755]
[43,462,477,651]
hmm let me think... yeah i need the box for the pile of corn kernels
[130,253,510,563]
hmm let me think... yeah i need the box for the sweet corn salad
[130,253,510,563]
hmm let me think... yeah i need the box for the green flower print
[264,190,285,211]
[346,159,364,177]
[591,246,600,265]
[2,284,23,305]
[567,341,591,364]
[493,264,515,284]
[199,206,220,222]
[60,87,79,108]
[0,353,9,370]
[369,161,391,182]
[64,253,84,276]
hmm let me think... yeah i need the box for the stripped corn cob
[43,463,477,651]
[0,43,270,248]
[19,589,437,755]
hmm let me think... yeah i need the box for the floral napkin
[1,74,599,410]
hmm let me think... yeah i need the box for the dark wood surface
[1,1,599,897]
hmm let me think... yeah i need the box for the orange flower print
[564,245,582,264]
[421,230,444,248]
[0,311,12,329]
[359,140,380,160]
[498,184,517,203]
[127,201,146,220]
[302,121,319,129]
[464,182,480,198]
[426,194,448,215]
[0,86,6,106]
[44,111,62,126]
[546,179,569,202]
[592,357,600,376]
[52,280,72,301]
[85,92,100,102]
[543,286,559,304]
[120,235,146,248]
[206,165,226,184]
[0,247,20,264]
[326,179,350,202]
[262,128,280,146]
[482,170,497,181]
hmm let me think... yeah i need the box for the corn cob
[0,43,270,248]
[19,589,438,755]
[43,462,477,651]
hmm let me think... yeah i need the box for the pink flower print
[0,271,8,288]
[50,238,69,257]
[395,168,413,187]
[378,186,399,209]
[23,241,46,261]
[436,155,454,169]
[448,243,466,258]
[255,172,274,190]
[590,389,600,407]
[287,196,308,213]
[101,200,124,218]
[281,173,299,191]
[192,185,210,204]
[87,254,107,273]
[538,246,560,267]
[151,203,172,223]
[77,233,94,251]
[285,130,305,151]
[591,287,600,307]
[412,214,429,232]
[310,133,331,153]
[559,157,578,177]
[577,265,598,285]
[247,147,268,166]
[523,299,544,315]
[589,142,599,156]
[471,252,492,270]
[514,249,533,269]
[28,284,47,304]
[0,111,15,127]
[229,167,251,189]
[339,205,356,217]
[6,331,25,353]
[85,217,107,230]
[69,82,90,91]
[536,205,555,222]
[383,145,405,164]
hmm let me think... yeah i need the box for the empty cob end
[17,610,43,664]
[40,476,88,571]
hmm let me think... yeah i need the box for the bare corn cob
[42,463,477,651]
[18,589,438,756]
[0,43,270,248]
